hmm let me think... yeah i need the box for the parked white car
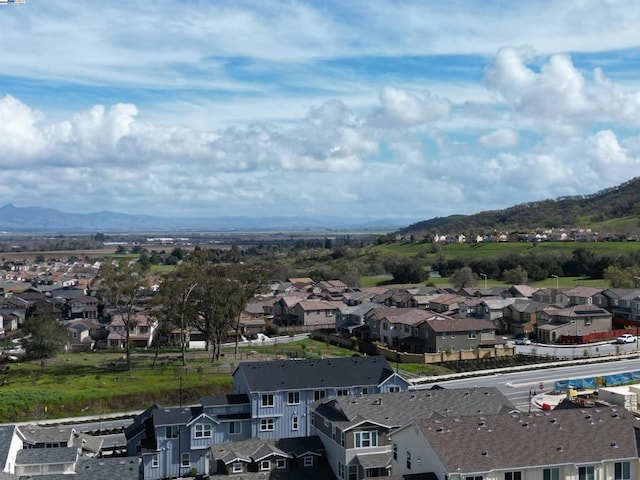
[514,337,532,345]
[616,333,637,344]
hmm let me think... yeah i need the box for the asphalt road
[415,357,640,412]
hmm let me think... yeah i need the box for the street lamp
[480,273,487,289]
[551,274,559,290]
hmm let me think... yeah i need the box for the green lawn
[0,339,362,423]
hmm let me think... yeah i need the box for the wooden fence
[311,331,514,365]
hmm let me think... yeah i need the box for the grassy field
[0,339,395,423]
[371,241,640,260]
[359,274,609,289]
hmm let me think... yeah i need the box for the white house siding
[390,424,445,479]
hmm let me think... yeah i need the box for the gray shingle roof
[312,388,515,430]
[200,393,250,407]
[414,408,639,474]
[234,356,396,392]
[151,405,198,427]
[0,425,17,471]
[18,425,72,446]
[15,447,78,465]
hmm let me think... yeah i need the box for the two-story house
[126,356,409,480]
[310,387,515,480]
[497,299,547,337]
[389,408,639,480]
[290,300,342,330]
[232,356,410,440]
[417,314,499,353]
[536,303,612,343]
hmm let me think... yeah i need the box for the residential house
[335,302,378,337]
[389,408,639,480]
[273,294,306,325]
[232,356,410,440]
[564,286,604,305]
[367,308,435,351]
[207,436,327,477]
[536,303,612,343]
[15,447,80,476]
[66,295,99,320]
[497,299,546,337]
[107,310,156,349]
[476,297,516,325]
[532,288,569,305]
[238,296,277,336]
[289,300,341,330]
[597,289,640,324]
[309,388,515,480]
[126,356,409,480]
[0,423,134,478]
[504,284,539,298]
[65,319,97,352]
[418,315,501,353]
[315,280,349,301]
[427,293,465,314]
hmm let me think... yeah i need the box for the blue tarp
[555,370,640,391]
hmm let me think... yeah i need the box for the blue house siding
[128,356,408,479]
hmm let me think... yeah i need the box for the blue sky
[1,1,640,222]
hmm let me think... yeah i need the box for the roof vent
[482,451,488,456]
[556,446,563,452]
[611,442,618,448]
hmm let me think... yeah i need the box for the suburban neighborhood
[1,253,640,478]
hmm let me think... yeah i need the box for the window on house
[151,455,159,468]
[194,424,211,438]
[406,451,411,470]
[337,389,349,396]
[543,468,559,480]
[578,466,594,480]
[465,477,483,480]
[383,322,388,330]
[260,418,275,431]
[292,416,299,431]
[303,456,314,467]
[348,465,358,480]
[166,425,179,439]
[276,459,286,469]
[181,453,190,468]
[615,462,630,480]
[467,331,477,339]
[260,460,270,471]
[338,461,345,479]
[232,463,243,473]
[362,387,370,395]
[314,390,326,401]
[504,472,522,480]
[354,431,378,448]
[261,394,274,407]
[451,332,455,338]
[229,421,241,435]
[340,431,345,447]
[392,443,397,460]
[287,392,300,404]
[389,386,400,393]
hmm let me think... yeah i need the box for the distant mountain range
[400,177,640,236]
[0,204,406,233]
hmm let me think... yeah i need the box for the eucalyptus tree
[96,259,147,371]
[155,262,200,366]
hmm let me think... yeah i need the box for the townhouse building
[126,355,409,480]
[309,388,515,480]
[389,408,640,480]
